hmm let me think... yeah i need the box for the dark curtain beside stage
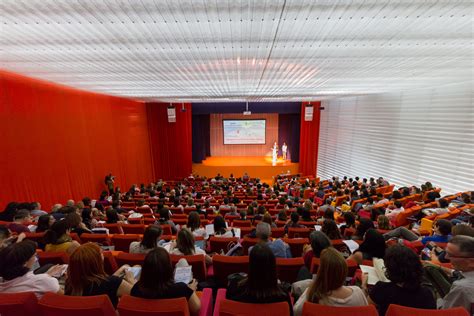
[146,102,193,180]
[278,114,301,162]
[192,114,210,163]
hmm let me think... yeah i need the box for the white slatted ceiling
[317,82,474,195]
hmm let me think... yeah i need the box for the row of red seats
[0,290,468,316]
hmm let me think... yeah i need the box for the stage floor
[192,156,299,184]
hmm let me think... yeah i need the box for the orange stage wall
[210,113,278,156]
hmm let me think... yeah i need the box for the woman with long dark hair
[44,220,80,255]
[129,225,163,254]
[131,247,200,314]
[36,214,55,233]
[348,228,386,265]
[368,245,436,315]
[226,243,292,314]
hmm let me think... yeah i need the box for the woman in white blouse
[293,247,368,316]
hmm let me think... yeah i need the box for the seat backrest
[209,237,239,253]
[385,304,469,316]
[212,255,249,286]
[276,257,305,283]
[271,227,285,238]
[219,299,290,316]
[233,220,252,227]
[111,234,142,252]
[23,232,46,243]
[288,227,311,239]
[38,251,69,265]
[122,224,146,234]
[38,293,116,316]
[0,292,38,316]
[302,302,378,316]
[241,237,259,255]
[116,252,146,266]
[80,233,111,245]
[117,295,190,316]
[102,251,118,274]
[282,238,309,257]
[170,254,207,281]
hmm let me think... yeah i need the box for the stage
[192,156,299,184]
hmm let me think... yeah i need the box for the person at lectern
[282,142,288,160]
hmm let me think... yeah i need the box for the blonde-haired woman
[293,247,368,316]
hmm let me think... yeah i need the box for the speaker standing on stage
[282,142,288,161]
[272,142,278,166]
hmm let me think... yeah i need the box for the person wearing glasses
[439,235,474,312]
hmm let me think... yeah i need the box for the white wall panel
[318,82,474,194]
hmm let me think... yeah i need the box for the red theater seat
[111,234,142,252]
[170,254,207,281]
[0,292,38,316]
[38,293,116,316]
[213,289,290,316]
[38,251,69,265]
[276,257,305,283]
[302,302,378,316]
[385,304,469,316]
[118,295,190,316]
[209,237,239,254]
[115,252,146,266]
[212,255,249,286]
[122,224,146,234]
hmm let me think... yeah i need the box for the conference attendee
[65,243,134,307]
[385,200,404,221]
[129,225,164,254]
[44,220,80,255]
[439,236,474,312]
[249,222,291,258]
[8,210,32,234]
[367,245,436,315]
[131,247,201,315]
[0,202,19,222]
[184,211,208,240]
[377,215,391,231]
[321,219,343,240]
[104,173,115,195]
[65,212,91,237]
[0,225,26,250]
[213,215,235,237]
[284,212,306,235]
[293,247,368,316]
[226,243,292,314]
[157,208,177,234]
[106,208,125,224]
[262,212,277,228]
[280,142,287,161]
[351,218,375,241]
[383,219,452,245]
[169,228,212,264]
[303,231,332,269]
[339,212,356,236]
[318,198,335,215]
[422,198,449,217]
[347,228,386,265]
[35,214,55,233]
[0,240,62,298]
[30,202,48,217]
